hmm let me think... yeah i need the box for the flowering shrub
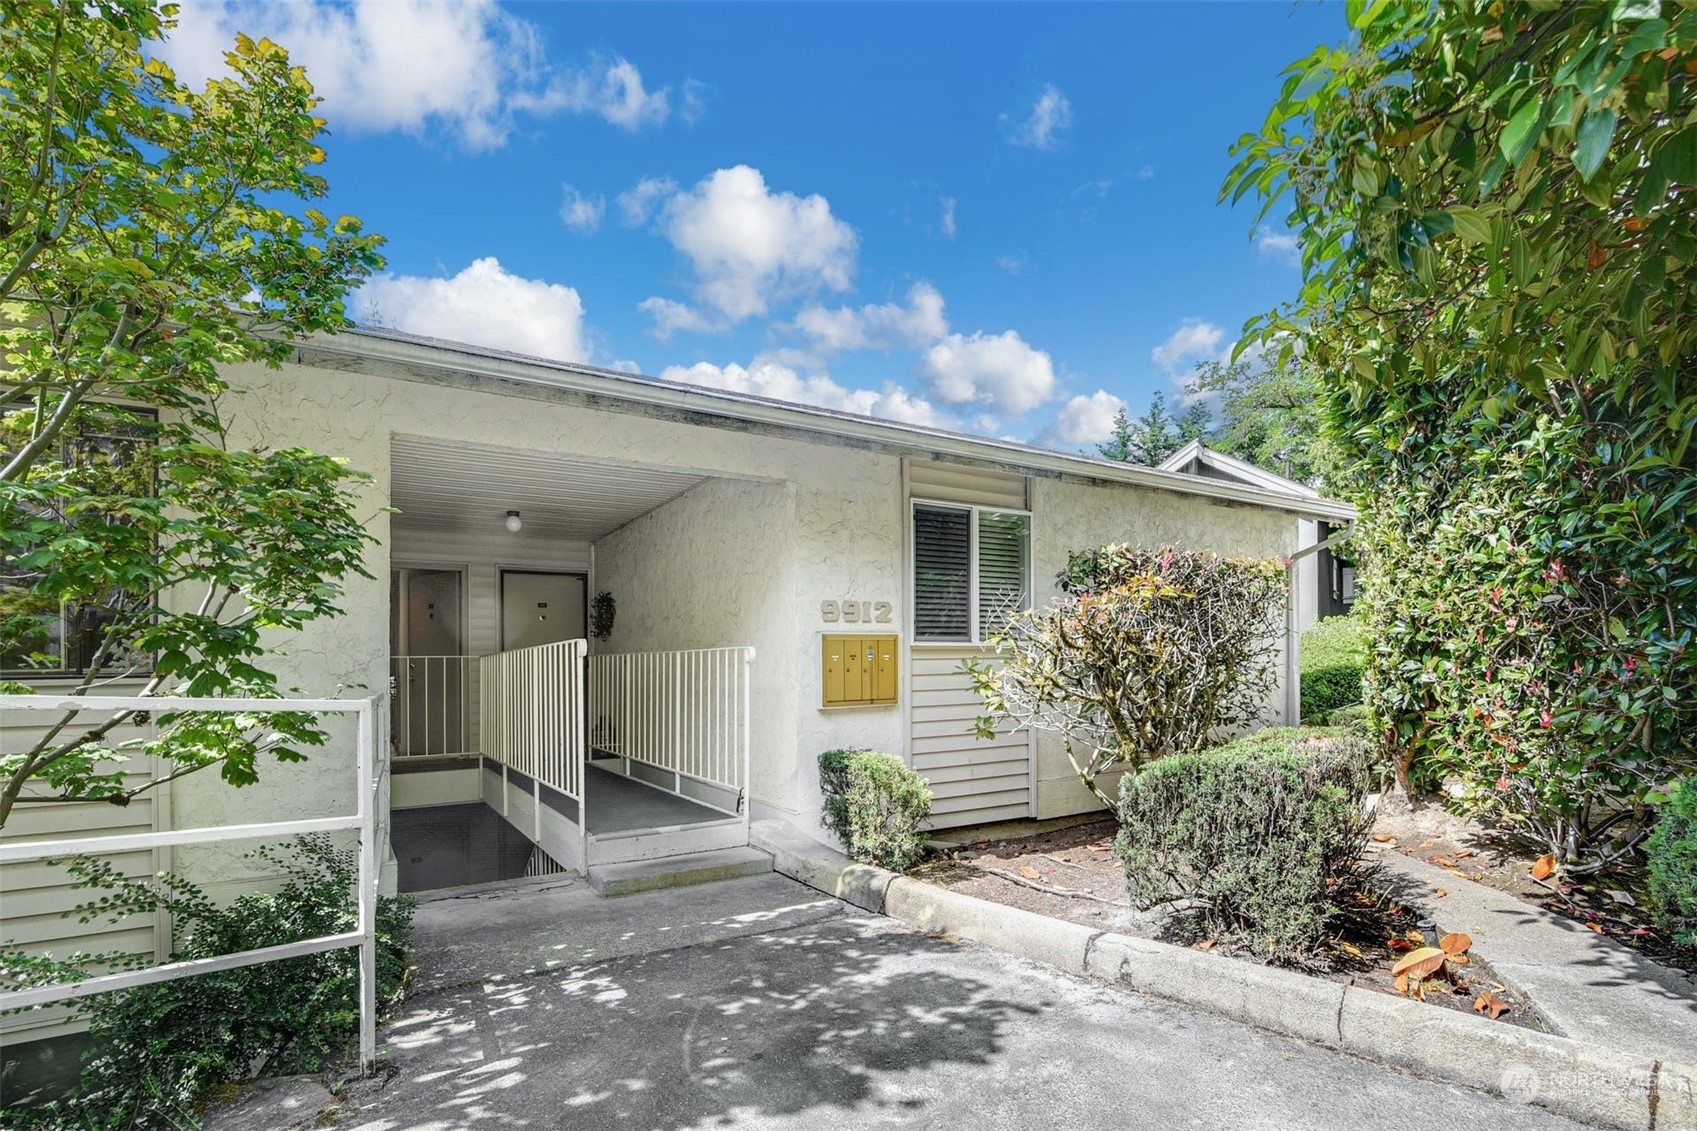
[1357,417,1696,874]
[968,545,1286,805]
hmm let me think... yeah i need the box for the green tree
[1133,391,1179,464]
[0,0,386,826]
[1225,1,1697,871]
[1096,406,1136,462]
[1176,399,1212,445]
[1190,355,1349,491]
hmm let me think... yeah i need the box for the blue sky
[157,1,1345,450]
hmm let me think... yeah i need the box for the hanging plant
[590,591,616,640]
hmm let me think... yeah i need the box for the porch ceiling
[390,434,712,542]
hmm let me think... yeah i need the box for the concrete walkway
[1377,850,1697,1061]
[208,873,1593,1131]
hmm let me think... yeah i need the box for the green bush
[819,749,933,871]
[0,836,414,1131]
[1116,727,1375,962]
[1647,780,1697,950]
[970,544,1287,806]
[1300,615,1366,722]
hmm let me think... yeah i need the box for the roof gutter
[293,328,1359,524]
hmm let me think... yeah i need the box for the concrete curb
[749,820,1694,1131]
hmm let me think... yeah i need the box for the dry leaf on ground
[1439,932,1472,956]
[1531,853,1556,880]
[1474,990,1510,1020]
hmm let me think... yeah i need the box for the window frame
[909,498,1033,646]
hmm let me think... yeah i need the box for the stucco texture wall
[591,476,799,814]
[192,358,914,878]
[1027,474,1300,819]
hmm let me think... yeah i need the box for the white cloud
[940,196,958,239]
[922,330,1056,416]
[1152,319,1227,371]
[355,257,588,362]
[1004,84,1072,151]
[998,252,1028,277]
[615,176,678,226]
[154,1,690,149]
[1137,163,1157,181]
[1049,391,1127,445]
[661,358,955,429]
[559,184,605,234]
[636,297,718,338]
[1254,227,1302,266]
[642,165,858,331]
[539,55,669,130]
[793,283,948,355]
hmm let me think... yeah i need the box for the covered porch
[383,434,769,892]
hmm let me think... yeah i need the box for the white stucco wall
[151,354,1312,891]
[184,358,917,873]
[591,476,800,815]
[1028,474,1300,819]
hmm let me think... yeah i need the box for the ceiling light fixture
[504,510,523,533]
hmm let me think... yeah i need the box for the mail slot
[821,633,898,707]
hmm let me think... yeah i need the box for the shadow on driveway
[363,919,1041,1128]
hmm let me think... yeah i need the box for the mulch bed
[915,818,1547,1031]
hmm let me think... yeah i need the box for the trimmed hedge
[1116,727,1374,961]
[1300,615,1366,722]
[1647,779,1697,949]
[819,749,933,871]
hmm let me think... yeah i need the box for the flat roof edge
[289,327,1358,524]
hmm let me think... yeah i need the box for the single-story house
[0,326,1354,1051]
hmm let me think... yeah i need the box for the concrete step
[587,846,773,897]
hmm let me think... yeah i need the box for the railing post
[357,694,379,1073]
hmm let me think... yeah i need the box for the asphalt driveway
[275,873,1593,1131]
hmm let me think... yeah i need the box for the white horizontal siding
[906,459,1027,510]
[0,705,165,1041]
[907,646,1032,829]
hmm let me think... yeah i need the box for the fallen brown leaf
[1391,946,1448,981]
[1431,854,1457,867]
[1195,938,1217,951]
[1371,834,1396,844]
[1439,932,1472,956]
[1406,930,1426,946]
[1531,853,1556,881]
[1453,849,1476,860]
[1393,973,1409,995]
[1386,938,1415,952]
[1586,922,1605,935]
[1474,990,1510,1020]
[1435,888,1449,898]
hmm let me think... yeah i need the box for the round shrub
[818,749,933,871]
[1647,779,1697,950]
[1116,727,1374,962]
[1300,615,1365,722]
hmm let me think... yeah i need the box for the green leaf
[1572,108,1617,181]
[1447,206,1492,244]
[1499,97,1545,168]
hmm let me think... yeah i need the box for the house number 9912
[821,600,892,624]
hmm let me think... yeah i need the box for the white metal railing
[587,647,754,807]
[389,655,478,757]
[0,694,383,1071]
[479,639,586,800]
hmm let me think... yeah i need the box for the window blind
[977,510,1030,635]
[913,504,971,640]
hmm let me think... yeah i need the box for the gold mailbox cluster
[820,633,898,707]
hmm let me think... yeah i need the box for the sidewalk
[1374,849,1697,1060]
